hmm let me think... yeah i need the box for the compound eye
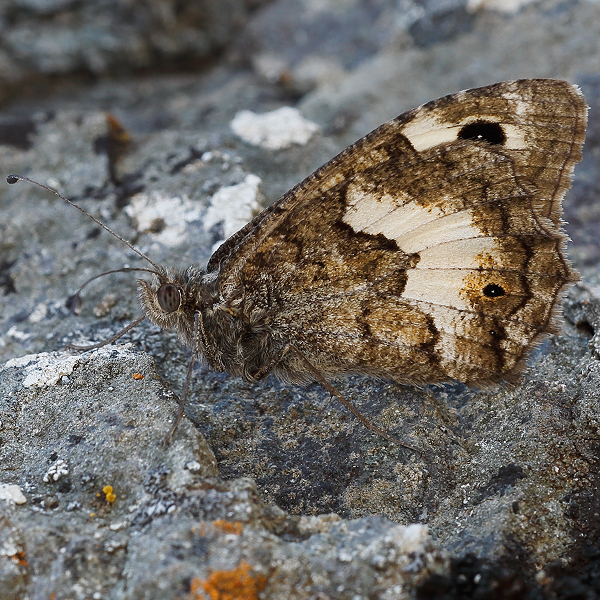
[157,284,181,313]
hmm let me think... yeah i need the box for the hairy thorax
[136,265,283,382]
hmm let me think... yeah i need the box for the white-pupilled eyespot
[458,121,506,145]
[483,283,506,297]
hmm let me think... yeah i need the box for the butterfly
[8,78,587,447]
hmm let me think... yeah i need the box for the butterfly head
[137,265,206,348]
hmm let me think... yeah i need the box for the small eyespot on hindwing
[483,283,506,298]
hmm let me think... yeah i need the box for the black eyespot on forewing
[483,283,506,298]
[458,121,506,145]
[157,283,182,313]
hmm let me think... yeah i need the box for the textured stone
[1,0,600,597]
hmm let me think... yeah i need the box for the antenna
[6,174,162,271]
[67,267,161,315]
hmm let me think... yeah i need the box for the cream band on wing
[400,109,529,152]
[343,184,485,254]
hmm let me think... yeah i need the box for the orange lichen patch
[189,579,204,599]
[10,551,27,566]
[190,560,267,600]
[103,485,116,503]
[132,372,144,380]
[212,520,243,535]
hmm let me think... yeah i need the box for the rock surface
[0,0,267,103]
[1,0,600,598]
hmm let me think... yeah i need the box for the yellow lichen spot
[212,520,243,535]
[90,513,95,517]
[103,485,116,502]
[191,560,267,600]
[132,372,144,380]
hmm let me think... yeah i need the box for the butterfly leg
[250,343,292,381]
[289,344,420,453]
[163,311,202,444]
[163,352,196,444]
[196,309,219,368]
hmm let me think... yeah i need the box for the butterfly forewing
[209,79,586,386]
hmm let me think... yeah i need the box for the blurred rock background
[1,0,600,598]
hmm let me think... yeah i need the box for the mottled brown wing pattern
[214,79,586,385]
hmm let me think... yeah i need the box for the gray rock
[1,0,600,597]
[0,0,266,101]
[0,346,446,600]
